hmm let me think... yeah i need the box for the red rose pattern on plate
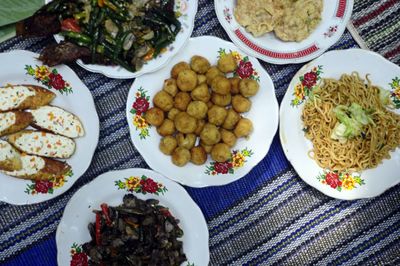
[205,148,254,175]
[24,170,73,195]
[291,65,323,106]
[130,87,151,139]
[25,65,73,94]
[317,171,365,192]
[115,175,168,195]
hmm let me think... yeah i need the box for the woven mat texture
[1,1,400,265]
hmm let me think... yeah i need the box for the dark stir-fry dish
[82,194,187,265]
[17,0,181,72]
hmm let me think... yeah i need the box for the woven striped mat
[1,1,400,265]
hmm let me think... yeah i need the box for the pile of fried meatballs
[144,53,259,167]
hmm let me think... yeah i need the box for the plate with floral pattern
[126,36,279,187]
[46,0,197,79]
[56,168,209,266]
[0,50,99,205]
[280,49,400,200]
[214,0,353,65]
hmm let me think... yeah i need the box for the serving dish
[56,168,209,266]
[126,36,279,187]
[280,49,400,200]
[214,0,353,65]
[45,0,197,79]
[0,50,99,205]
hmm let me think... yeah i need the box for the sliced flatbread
[0,140,22,171]
[0,111,33,137]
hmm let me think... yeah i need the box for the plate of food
[0,50,99,205]
[126,36,279,187]
[56,168,209,266]
[214,0,353,64]
[17,0,197,79]
[280,49,400,200]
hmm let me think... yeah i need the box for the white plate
[280,49,400,200]
[46,0,197,79]
[126,36,279,188]
[0,50,99,205]
[214,0,353,65]
[56,168,209,266]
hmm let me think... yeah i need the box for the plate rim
[126,35,280,188]
[0,49,100,205]
[55,168,210,266]
[279,48,400,200]
[46,0,198,79]
[214,0,354,65]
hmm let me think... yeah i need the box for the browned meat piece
[16,14,60,37]
[39,41,91,66]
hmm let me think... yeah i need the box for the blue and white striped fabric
[1,1,400,265]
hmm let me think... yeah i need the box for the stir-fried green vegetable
[331,103,375,143]
[46,0,181,72]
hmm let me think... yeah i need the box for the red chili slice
[61,18,81,33]
[100,203,112,226]
[95,213,101,246]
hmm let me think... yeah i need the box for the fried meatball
[211,76,231,95]
[206,66,224,86]
[230,77,241,95]
[190,146,207,165]
[177,69,198,92]
[211,143,231,162]
[200,123,221,145]
[197,74,207,84]
[171,147,191,167]
[174,112,197,134]
[167,107,181,120]
[194,119,206,135]
[191,83,211,103]
[171,61,190,79]
[200,141,213,154]
[145,107,165,127]
[157,119,176,136]
[163,78,178,97]
[153,91,174,112]
[217,53,237,73]
[174,92,192,111]
[207,105,228,126]
[234,118,253,138]
[222,109,241,130]
[190,55,211,74]
[211,92,231,107]
[232,95,252,113]
[239,79,260,97]
[159,136,177,155]
[176,133,197,150]
[187,101,208,119]
[220,128,237,147]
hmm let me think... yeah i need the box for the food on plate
[234,0,323,42]
[0,85,55,111]
[172,147,191,166]
[0,111,33,137]
[1,154,70,181]
[8,130,76,159]
[302,73,400,172]
[190,146,207,165]
[30,105,84,138]
[82,194,187,265]
[211,143,231,162]
[0,140,22,171]
[145,107,165,127]
[149,54,259,166]
[159,136,178,155]
[17,0,181,72]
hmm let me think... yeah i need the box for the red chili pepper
[95,212,101,246]
[100,203,112,226]
[61,18,81,33]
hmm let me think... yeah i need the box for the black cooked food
[83,194,187,265]
[17,0,181,72]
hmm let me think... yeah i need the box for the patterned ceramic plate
[214,0,353,64]
[126,36,279,187]
[280,49,400,200]
[56,168,209,266]
[0,50,99,205]
[45,0,197,79]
